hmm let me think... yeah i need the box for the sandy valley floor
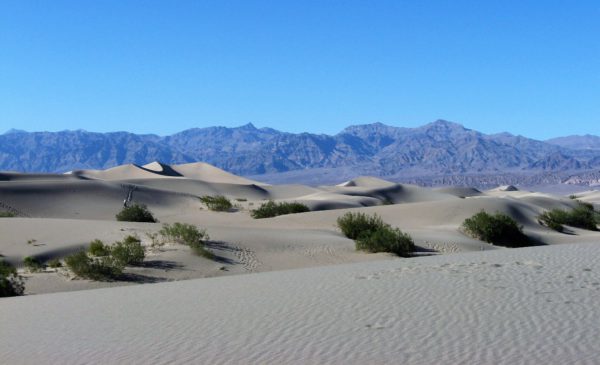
[1,162,599,364]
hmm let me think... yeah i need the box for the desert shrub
[146,232,162,249]
[251,201,310,219]
[23,256,43,272]
[116,203,157,223]
[337,212,414,256]
[356,226,414,257]
[462,211,530,247]
[538,210,566,232]
[111,235,145,266]
[159,223,212,258]
[65,250,123,281]
[47,258,62,268]
[189,241,215,259]
[0,211,15,217]
[88,239,110,256]
[538,203,598,232]
[200,195,233,212]
[0,260,24,297]
[337,212,387,240]
[160,222,208,244]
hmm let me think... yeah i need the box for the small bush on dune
[159,223,208,245]
[159,223,212,258]
[538,210,566,232]
[23,256,43,272]
[0,260,24,297]
[111,235,145,266]
[356,226,414,257]
[200,195,233,212]
[88,239,110,256]
[65,250,124,281]
[116,203,157,223]
[251,201,310,219]
[0,211,15,217]
[47,258,62,268]
[462,210,530,247]
[538,202,598,232]
[66,236,145,280]
[337,212,414,256]
[337,212,386,240]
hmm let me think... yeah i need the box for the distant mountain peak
[237,122,257,130]
[4,128,27,135]
[0,121,598,179]
[422,119,467,130]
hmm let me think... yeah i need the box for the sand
[2,243,600,364]
[1,161,600,363]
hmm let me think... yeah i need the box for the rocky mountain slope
[1,120,599,186]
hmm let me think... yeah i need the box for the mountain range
[1,120,599,187]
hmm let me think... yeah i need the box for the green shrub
[0,211,15,217]
[337,212,414,256]
[159,223,212,258]
[116,203,157,223]
[159,223,208,245]
[23,256,43,272]
[538,203,598,232]
[0,260,24,297]
[65,250,123,281]
[538,210,566,232]
[356,226,414,257]
[189,241,215,259]
[337,212,386,240]
[88,239,110,256]
[251,201,310,219]
[462,211,530,247]
[47,258,62,268]
[111,235,145,266]
[200,195,233,212]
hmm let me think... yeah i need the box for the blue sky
[1,1,599,139]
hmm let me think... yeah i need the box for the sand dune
[171,162,266,185]
[2,243,600,364]
[2,161,600,363]
[1,161,599,295]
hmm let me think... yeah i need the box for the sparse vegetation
[200,195,233,212]
[251,201,310,219]
[337,212,414,257]
[47,258,62,268]
[462,210,530,247]
[538,202,599,232]
[23,256,43,272]
[111,235,145,266]
[116,203,157,223]
[88,239,110,256]
[159,223,213,259]
[337,212,386,240]
[146,232,162,249]
[66,236,145,280]
[0,260,24,297]
[65,250,123,281]
[235,198,247,202]
[0,211,15,217]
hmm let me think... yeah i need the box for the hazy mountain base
[249,167,600,192]
[2,120,600,180]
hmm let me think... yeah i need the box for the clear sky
[1,1,599,139]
